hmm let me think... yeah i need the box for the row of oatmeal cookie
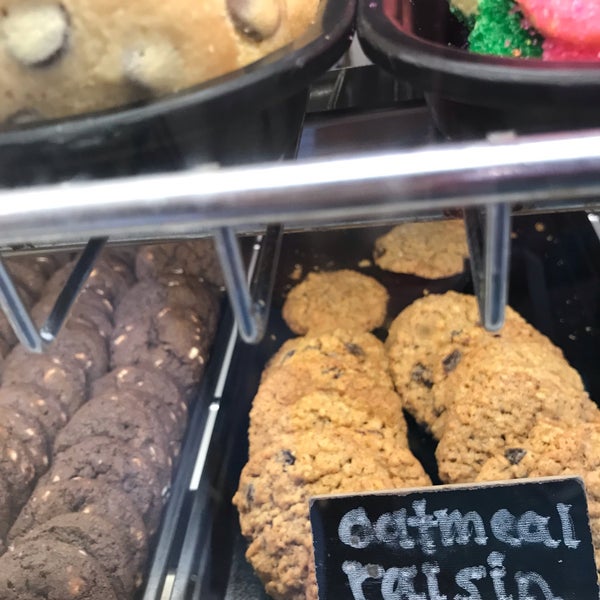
[385,290,600,565]
[0,241,222,599]
[235,269,430,600]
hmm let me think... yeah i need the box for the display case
[0,1,599,599]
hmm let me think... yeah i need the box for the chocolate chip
[2,3,69,67]
[411,363,434,389]
[322,366,343,380]
[345,343,365,358]
[245,484,255,504]
[504,448,527,465]
[226,0,282,41]
[373,246,386,259]
[281,450,296,465]
[442,349,462,374]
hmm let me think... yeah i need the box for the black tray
[0,0,355,187]
[154,212,600,599]
[357,0,600,138]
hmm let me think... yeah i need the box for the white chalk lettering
[407,500,439,555]
[491,509,521,547]
[556,503,581,549]
[423,562,447,600]
[517,511,560,548]
[342,560,384,600]
[487,551,512,600]
[339,508,375,549]
[375,510,416,549]
[454,566,486,600]
[515,572,563,600]
[381,566,426,600]
[434,509,488,546]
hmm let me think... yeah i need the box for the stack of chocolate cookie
[0,241,221,599]
[235,270,431,600]
[385,291,600,562]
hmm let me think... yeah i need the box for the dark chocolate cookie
[19,513,135,596]
[4,259,48,300]
[0,476,13,553]
[111,305,210,396]
[9,478,147,572]
[53,390,173,485]
[0,404,49,477]
[0,538,118,599]
[135,240,225,288]
[3,352,86,418]
[0,384,68,442]
[46,436,164,534]
[92,365,187,424]
[0,427,36,508]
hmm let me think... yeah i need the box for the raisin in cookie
[282,270,389,335]
[374,220,469,279]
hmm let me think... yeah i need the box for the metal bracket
[0,237,106,352]
[214,225,282,344]
[464,204,511,331]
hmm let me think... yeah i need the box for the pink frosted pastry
[543,38,600,62]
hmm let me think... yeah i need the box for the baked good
[9,478,147,572]
[0,384,69,442]
[91,366,188,440]
[0,477,13,553]
[0,0,321,125]
[234,436,430,600]
[45,436,164,534]
[4,259,48,300]
[282,270,389,334]
[0,427,36,508]
[19,513,135,596]
[373,220,469,279]
[53,391,173,485]
[0,538,117,599]
[135,240,225,289]
[384,291,566,435]
[2,352,86,418]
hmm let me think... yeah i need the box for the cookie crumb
[535,222,546,232]
[290,264,303,281]
[357,259,371,268]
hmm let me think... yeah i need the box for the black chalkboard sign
[309,477,598,600]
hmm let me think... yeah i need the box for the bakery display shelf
[357,0,600,138]
[151,211,600,600]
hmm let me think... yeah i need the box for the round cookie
[282,269,389,335]
[19,513,135,597]
[0,404,49,477]
[0,0,319,124]
[9,478,147,573]
[0,476,13,553]
[4,258,48,300]
[46,436,164,534]
[0,538,118,600]
[53,390,173,484]
[0,384,68,442]
[2,352,86,418]
[0,426,37,508]
[435,367,594,484]
[111,305,210,396]
[6,254,63,280]
[385,291,559,436]
[135,240,225,289]
[373,220,469,279]
[92,365,187,425]
[234,436,430,600]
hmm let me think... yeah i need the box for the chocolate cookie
[0,404,49,477]
[135,240,225,288]
[46,436,164,534]
[111,305,210,396]
[385,291,560,435]
[92,365,187,426]
[282,269,389,335]
[373,220,469,279]
[54,391,173,484]
[0,476,14,553]
[0,384,68,442]
[0,538,118,599]
[4,258,48,300]
[0,427,37,508]
[2,352,86,418]
[9,478,147,572]
[19,513,135,596]
[234,436,430,600]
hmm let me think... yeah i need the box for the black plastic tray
[154,212,600,599]
[0,0,355,187]
[357,0,600,138]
